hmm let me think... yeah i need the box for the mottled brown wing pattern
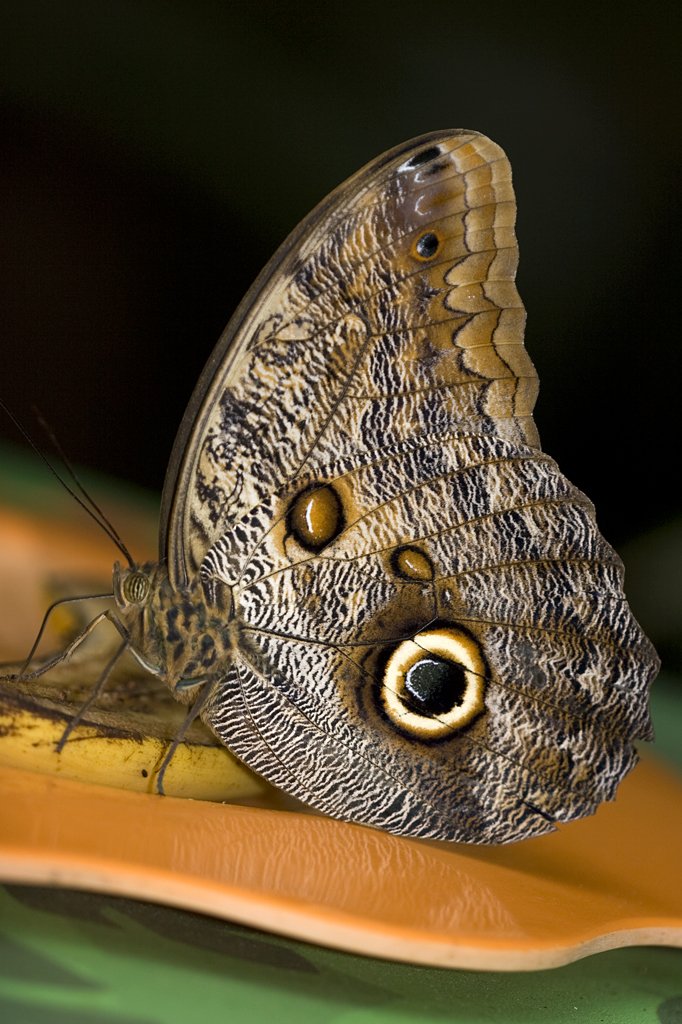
[146,131,658,844]
[199,434,653,842]
[162,131,538,585]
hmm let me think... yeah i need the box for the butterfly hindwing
[199,432,653,842]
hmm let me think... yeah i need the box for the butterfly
[49,130,662,843]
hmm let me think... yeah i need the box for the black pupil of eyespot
[416,233,439,258]
[403,656,466,716]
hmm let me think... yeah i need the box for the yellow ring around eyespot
[382,627,486,739]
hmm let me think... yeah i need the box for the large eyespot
[411,231,441,261]
[380,627,486,739]
[122,570,151,604]
[288,484,344,552]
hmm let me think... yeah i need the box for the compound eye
[381,626,486,739]
[122,570,151,604]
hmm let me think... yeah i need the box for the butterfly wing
[161,131,538,586]
[159,131,658,843]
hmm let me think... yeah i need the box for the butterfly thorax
[113,561,235,702]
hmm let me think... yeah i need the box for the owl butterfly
[67,131,659,843]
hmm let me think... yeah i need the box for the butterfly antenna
[0,399,135,568]
[31,405,136,566]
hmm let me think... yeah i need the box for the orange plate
[2,753,682,971]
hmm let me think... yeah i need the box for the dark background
[0,2,680,658]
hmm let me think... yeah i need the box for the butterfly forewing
[162,131,537,584]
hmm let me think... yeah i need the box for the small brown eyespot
[288,484,344,552]
[390,545,434,582]
[412,231,441,261]
[380,626,486,739]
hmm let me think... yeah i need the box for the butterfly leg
[154,679,214,796]
[55,636,130,752]
[16,606,127,681]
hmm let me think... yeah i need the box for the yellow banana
[0,622,276,804]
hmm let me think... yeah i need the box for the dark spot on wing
[404,146,442,169]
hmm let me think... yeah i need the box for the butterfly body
[110,130,657,844]
[113,562,235,698]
